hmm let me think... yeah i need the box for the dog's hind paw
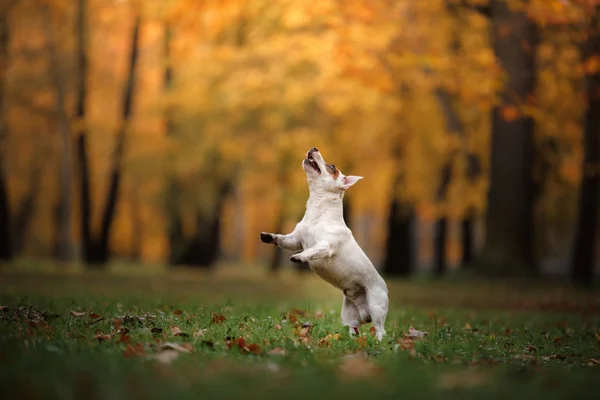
[260,232,276,244]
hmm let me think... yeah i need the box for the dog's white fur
[260,148,389,340]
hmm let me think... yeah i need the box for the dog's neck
[305,189,345,224]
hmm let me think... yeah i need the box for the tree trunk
[42,4,74,262]
[461,210,475,266]
[0,5,12,261]
[383,179,414,276]
[0,171,10,261]
[74,0,94,263]
[171,182,230,267]
[478,0,537,276]
[91,14,140,265]
[571,9,600,285]
[12,159,41,254]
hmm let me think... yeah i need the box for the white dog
[260,147,389,340]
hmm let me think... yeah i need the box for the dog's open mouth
[304,153,321,174]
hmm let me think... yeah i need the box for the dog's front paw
[290,254,304,263]
[260,232,276,244]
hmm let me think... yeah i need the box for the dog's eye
[329,165,336,171]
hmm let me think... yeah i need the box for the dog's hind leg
[341,296,361,335]
[366,287,388,341]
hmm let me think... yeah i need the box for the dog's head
[302,148,363,193]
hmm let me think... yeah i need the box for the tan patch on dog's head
[325,164,340,180]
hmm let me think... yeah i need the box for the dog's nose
[311,147,318,152]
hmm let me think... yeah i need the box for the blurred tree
[80,8,141,266]
[74,0,92,264]
[571,6,600,285]
[42,2,74,262]
[0,2,15,261]
[478,0,537,275]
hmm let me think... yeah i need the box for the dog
[260,147,389,340]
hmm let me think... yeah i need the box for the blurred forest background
[0,0,598,284]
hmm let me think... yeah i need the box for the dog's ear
[341,175,363,190]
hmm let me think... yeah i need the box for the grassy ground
[1,264,599,399]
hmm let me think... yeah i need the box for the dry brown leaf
[369,326,376,337]
[70,310,86,317]
[211,313,226,324]
[273,324,282,331]
[123,343,146,358]
[173,309,183,316]
[338,353,381,380]
[464,323,472,330]
[588,358,600,366]
[113,319,121,331]
[407,326,428,338]
[318,333,340,347]
[0,305,8,312]
[354,337,367,347]
[89,312,101,320]
[94,333,112,343]
[155,349,180,365]
[162,342,193,353]
[193,329,208,338]
[170,326,183,336]
[397,337,416,356]
[267,347,287,356]
[314,311,325,319]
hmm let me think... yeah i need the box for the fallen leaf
[464,323,472,330]
[407,326,428,338]
[193,329,207,338]
[512,354,536,361]
[94,333,112,343]
[273,324,282,331]
[588,358,600,366]
[211,313,226,324]
[541,354,566,361]
[554,337,563,346]
[70,310,86,317]
[318,333,340,347]
[173,309,183,316]
[123,343,146,358]
[527,344,537,352]
[354,337,367,347]
[397,337,416,356]
[154,349,179,365]
[369,326,376,337]
[296,322,311,338]
[338,353,381,380]
[162,342,193,353]
[170,326,183,336]
[267,347,287,356]
[113,319,121,331]
[314,311,325,319]
[433,355,446,363]
[119,333,131,343]
[89,312,101,320]
[0,306,8,312]
[245,343,262,354]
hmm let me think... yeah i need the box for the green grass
[0,266,599,399]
